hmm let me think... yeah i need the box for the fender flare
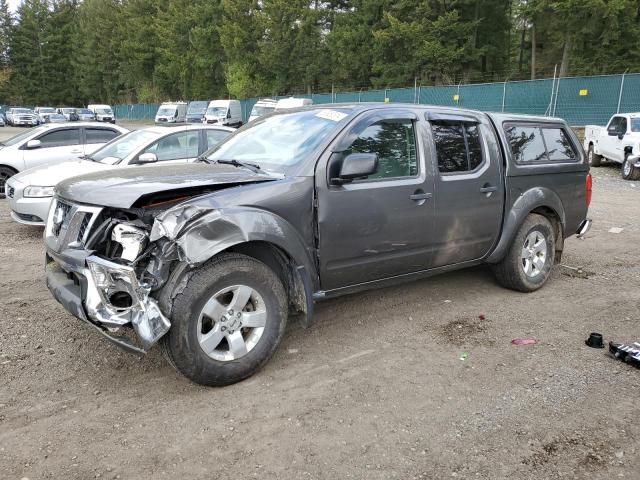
[152,205,318,325]
[486,187,566,264]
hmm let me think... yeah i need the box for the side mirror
[331,153,378,185]
[26,139,41,149]
[618,133,625,140]
[135,152,158,164]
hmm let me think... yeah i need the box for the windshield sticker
[315,110,348,122]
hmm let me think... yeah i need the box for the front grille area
[77,214,91,241]
[52,200,72,237]
[46,198,103,252]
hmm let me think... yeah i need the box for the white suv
[0,123,128,197]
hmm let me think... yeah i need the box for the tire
[0,166,17,199]
[491,213,555,293]
[621,155,640,181]
[163,252,288,386]
[587,144,602,167]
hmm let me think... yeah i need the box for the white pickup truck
[584,113,640,180]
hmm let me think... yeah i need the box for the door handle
[71,149,82,154]
[480,185,497,193]
[409,192,433,201]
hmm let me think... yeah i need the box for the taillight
[585,172,592,208]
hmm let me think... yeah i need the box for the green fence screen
[114,73,640,126]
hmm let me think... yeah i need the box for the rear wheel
[587,144,602,167]
[492,214,555,292]
[621,155,640,180]
[0,166,17,199]
[163,253,288,386]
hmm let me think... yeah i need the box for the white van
[248,99,277,122]
[203,100,242,127]
[88,104,115,123]
[275,97,313,110]
[155,102,187,124]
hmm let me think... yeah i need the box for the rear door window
[85,128,120,144]
[431,121,484,173]
[504,124,577,163]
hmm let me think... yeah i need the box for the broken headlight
[87,258,144,310]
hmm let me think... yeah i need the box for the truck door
[316,109,436,290]
[426,112,504,267]
[602,116,627,161]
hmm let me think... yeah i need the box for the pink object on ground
[511,338,537,345]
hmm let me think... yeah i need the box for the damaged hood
[55,162,279,209]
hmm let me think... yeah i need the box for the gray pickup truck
[44,104,592,386]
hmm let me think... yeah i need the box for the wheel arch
[153,207,318,328]
[486,187,566,264]
[224,241,315,327]
[0,164,19,174]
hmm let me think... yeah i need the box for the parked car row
[3,105,116,126]
[0,102,592,388]
[155,97,313,126]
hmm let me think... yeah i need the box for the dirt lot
[1,132,639,479]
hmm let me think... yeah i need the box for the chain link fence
[114,73,640,126]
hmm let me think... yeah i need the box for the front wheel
[491,214,555,292]
[621,155,640,180]
[163,253,288,386]
[0,166,17,199]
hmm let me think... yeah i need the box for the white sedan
[5,124,234,225]
[0,122,129,197]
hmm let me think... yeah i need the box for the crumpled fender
[151,204,317,282]
[486,186,566,264]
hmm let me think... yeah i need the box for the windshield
[14,108,33,114]
[39,108,56,113]
[62,108,74,113]
[250,105,275,117]
[91,130,160,164]
[631,118,640,132]
[95,108,112,114]
[157,106,176,116]
[207,109,349,169]
[206,107,227,117]
[188,102,208,114]
[78,108,93,114]
[3,126,47,146]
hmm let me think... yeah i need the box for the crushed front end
[44,197,176,354]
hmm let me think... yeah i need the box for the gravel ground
[1,138,639,479]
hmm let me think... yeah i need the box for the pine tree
[154,0,226,100]
[10,0,50,104]
[74,0,123,104]
[0,0,13,102]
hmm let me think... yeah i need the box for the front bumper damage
[46,252,170,354]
